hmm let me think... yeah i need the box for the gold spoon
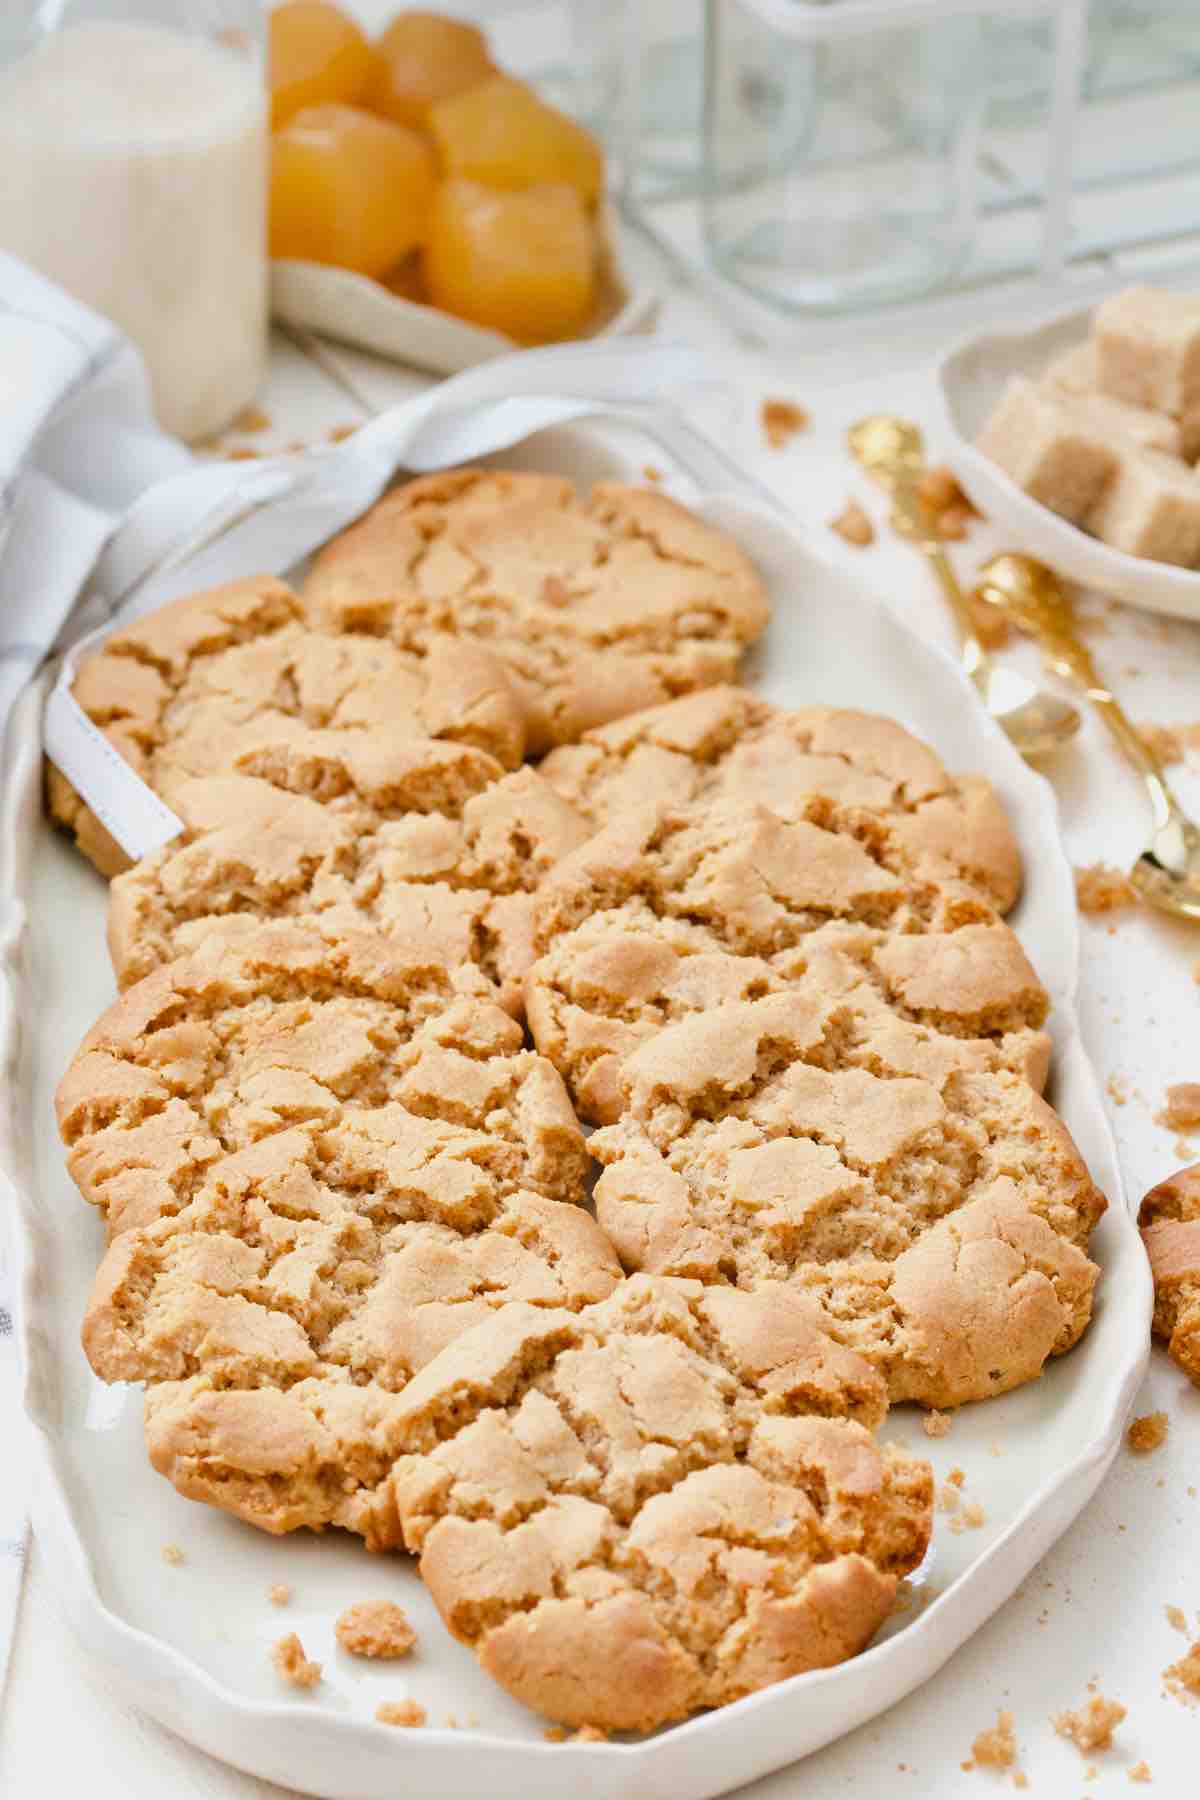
[974,551,1200,922]
[847,415,1082,759]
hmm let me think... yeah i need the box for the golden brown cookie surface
[1140,1162,1200,1385]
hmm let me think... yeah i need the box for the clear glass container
[703,0,984,315]
[0,0,268,441]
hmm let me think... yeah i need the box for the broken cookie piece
[1139,1161,1200,1387]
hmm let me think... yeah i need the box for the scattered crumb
[272,1632,321,1690]
[1137,723,1183,766]
[1175,1137,1194,1160]
[574,1724,608,1742]
[1164,1640,1200,1701]
[1127,1412,1168,1454]
[923,1409,950,1438]
[231,404,271,434]
[1052,1694,1126,1753]
[1129,1762,1152,1783]
[465,1714,479,1728]
[1107,1074,1128,1106]
[948,1467,966,1487]
[327,423,358,444]
[967,591,1012,648]
[1085,1767,1098,1781]
[1075,864,1138,914]
[761,397,808,448]
[950,1503,987,1533]
[376,1699,426,1728]
[267,1583,290,1607]
[642,463,664,483]
[335,1600,416,1660]
[918,464,975,517]
[829,498,874,547]
[160,1543,185,1566]
[1167,1604,1188,1633]
[989,1443,1003,1458]
[970,1710,1017,1770]
[443,1712,458,1728]
[1156,1083,1200,1132]
[224,446,261,461]
[1013,1776,1029,1791]
[938,1482,961,1513]
[544,1726,568,1743]
[891,1579,916,1616]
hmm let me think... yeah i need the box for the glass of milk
[0,2,268,442]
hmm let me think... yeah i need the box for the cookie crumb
[335,1600,416,1660]
[376,1699,426,1728]
[1127,1412,1168,1454]
[922,1409,950,1438]
[224,445,261,461]
[761,398,808,448]
[1075,864,1138,914]
[161,1542,185,1565]
[1107,1074,1128,1106]
[1013,1776,1029,1791]
[272,1632,321,1690]
[918,464,974,517]
[1129,1762,1152,1783]
[1052,1694,1126,1753]
[544,1726,568,1742]
[950,1502,986,1532]
[1156,1083,1200,1132]
[970,1710,1017,1769]
[948,1467,966,1487]
[642,464,664,483]
[327,423,358,444]
[1164,1640,1200,1701]
[829,498,874,546]
[573,1724,608,1742]
[938,1482,961,1513]
[267,1583,291,1607]
[1137,723,1183,767]
[232,405,271,434]
[1167,1604,1188,1632]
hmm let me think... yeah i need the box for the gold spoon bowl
[973,551,1200,923]
[847,415,1081,760]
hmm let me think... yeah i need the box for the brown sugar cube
[335,1600,416,1660]
[272,1632,321,1689]
[1086,447,1200,567]
[1045,340,1099,395]
[1052,1692,1126,1753]
[976,378,1117,523]
[1139,1161,1200,1386]
[1095,286,1200,418]
[1070,390,1183,458]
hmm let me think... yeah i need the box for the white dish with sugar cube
[935,296,1200,621]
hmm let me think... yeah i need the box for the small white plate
[934,297,1200,621]
[271,203,657,375]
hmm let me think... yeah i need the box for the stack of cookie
[51,470,1106,1733]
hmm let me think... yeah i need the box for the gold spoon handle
[1027,625,1178,830]
[888,482,989,679]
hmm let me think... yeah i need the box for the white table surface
[5,195,1200,1800]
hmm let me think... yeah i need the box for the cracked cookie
[1139,1161,1200,1386]
[302,471,770,756]
[359,1275,933,1730]
[47,574,525,876]
[538,688,1021,913]
[589,989,1104,1408]
[107,762,590,1010]
[526,902,1051,1126]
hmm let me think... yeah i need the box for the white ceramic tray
[936,297,1200,622]
[1,435,1150,1800]
[271,205,657,375]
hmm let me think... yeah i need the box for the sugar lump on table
[975,377,1117,523]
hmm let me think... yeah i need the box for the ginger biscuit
[303,471,770,756]
[47,574,525,875]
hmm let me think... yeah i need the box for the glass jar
[703,0,985,314]
[0,1,268,441]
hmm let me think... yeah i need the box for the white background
[5,2,1200,1790]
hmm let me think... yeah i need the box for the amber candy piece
[429,74,604,207]
[369,11,495,130]
[424,178,597,344]
[268,1,376,129]
[270,103,437,279]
